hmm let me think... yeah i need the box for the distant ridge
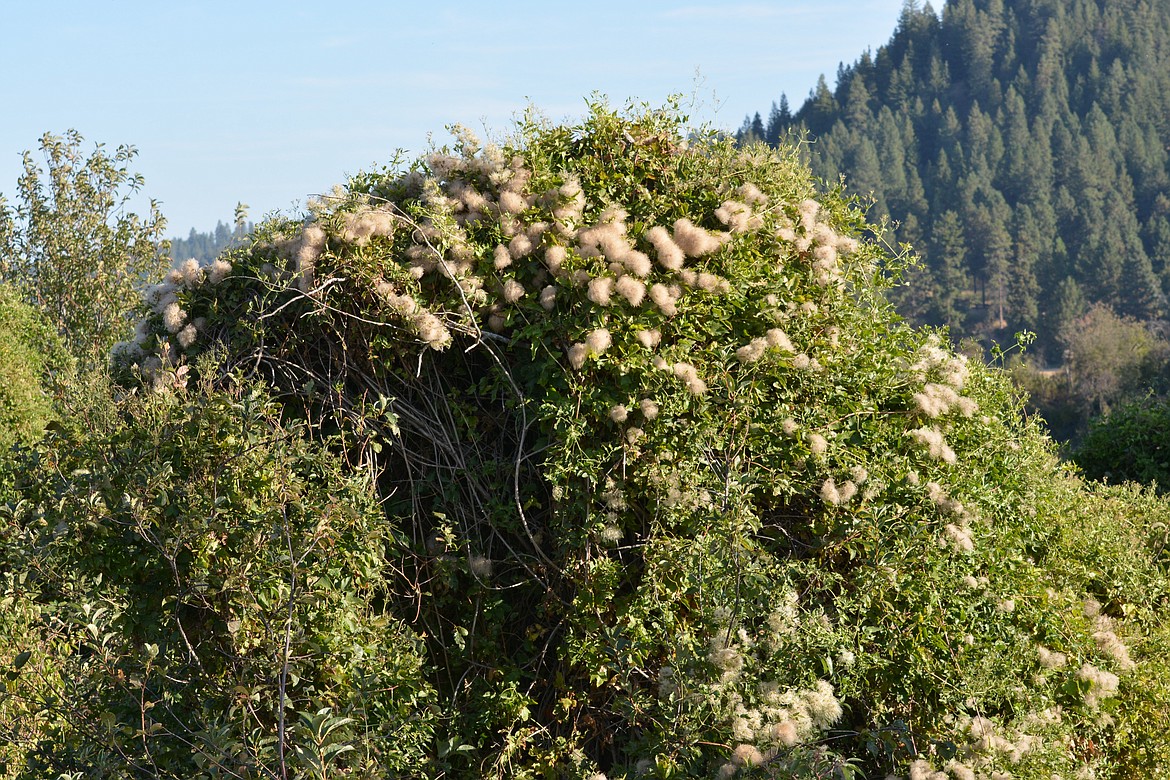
[167,219,252,265]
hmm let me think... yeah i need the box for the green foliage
[0,130,168,362]
[1076,399,1170,490]
[1053,482,1170,777]
[0,282,71,454]
[9,102,1165,778]
[1061,305,1164,416]
[1013,305,1170,443]
[0,380,435,776]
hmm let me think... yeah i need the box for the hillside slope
[744,0,1170,357]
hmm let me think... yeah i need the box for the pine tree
[927,209,969,331]
[765,99,787,146]
[800,75,839,137]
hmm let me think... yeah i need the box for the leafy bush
[0,282,71,454]
[1076,399,1170,492]
[0,380,435,777]
[7,101,1162,778]
[0,130,168,362]
[1011,305,1170,446]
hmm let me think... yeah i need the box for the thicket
[1074,399,1170,491]
[0,283,71,453]
[1010,305,1170,444]
[0,379,434,776]
[2,104,1170,779]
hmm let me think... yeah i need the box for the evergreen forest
[739,0,1170,366]
[168,218,253,265]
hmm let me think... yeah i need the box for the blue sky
[1,1,909,236]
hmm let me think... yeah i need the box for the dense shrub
[1011,305,1170,446]
[3,102,1164,777]
[0,381,435,777]
[1075,399,1170,492]
[0,282,71,454]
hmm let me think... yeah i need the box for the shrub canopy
[0,130,168,363]
[0,282,70,454]
[0,382,435,777]
[3,102,1168,778]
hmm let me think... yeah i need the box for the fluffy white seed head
[493,244,513,270]
[645,225,685,270]
[568,342,588,370]
[502,279,526,303]
[585,328,612,356]
[909,427,957,464]
[766,328,794,352]
[207,258,232,285]
[544,244,566,273]
[622,250,651,277]
[736,338,768,363]
[798,199,820,230]
[413,311,452,350]
[715,199,763,233]
[339,209,395,246]
[774,721,799,747]
[820,478,842,506]
[1037,645,1068,669]
[673,218,728,257]
[508,233,534,260]
[499,190,527,215]
[615,275,646,306]
[178,258,204,288]
[636,329,662,349]
[1093,630,1135,671]
[648,283,679,316]
[539,285,557,311]
[944,523,975,552]
[807,432,828,456]
[588,276,615,306]
[552,176,586,226]
[672,361,707,395]
[162,302,187,334]
[176,323,197,349]
[736,182,767,205]
[1078,663,1120,709]
[731,744,765,768]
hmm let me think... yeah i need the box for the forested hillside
[741,0,1170,360]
